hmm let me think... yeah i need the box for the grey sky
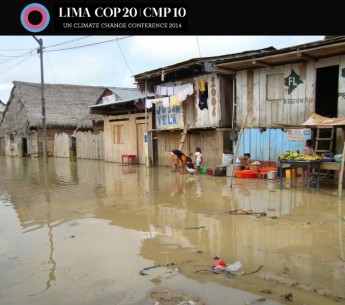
[0,35,324,103]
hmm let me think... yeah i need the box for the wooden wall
[236,62,315,127]
[236,56,345,128]
[235,55,345,154]
[219,74,234,127]
[155,73,232,130]
[104,113,152,164]
[54,131,104,160]
[157,129,229,167]
[54,133,70,158]
[76,131,104,160]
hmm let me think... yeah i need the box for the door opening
[315,65,339,118]
[315,65,339,152]
[22,138,28,157]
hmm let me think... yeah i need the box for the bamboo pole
[230,110,250,188]
[338,141,345,200]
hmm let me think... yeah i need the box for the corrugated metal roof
[108,87,148,101]
[133,46,276,80]
[215,36,345,70]
[90,92,154,109]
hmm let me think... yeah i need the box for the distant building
[0,100,5,121]
[90,87,155,164]
[0,81,105,157]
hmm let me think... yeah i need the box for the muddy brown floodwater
[0,157,344,305]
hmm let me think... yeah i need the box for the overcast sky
[0,35,324,103]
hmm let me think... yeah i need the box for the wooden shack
[89,87,155,164]
[213,36,345,164]
[133,48,276,167]
[0,81,105,158]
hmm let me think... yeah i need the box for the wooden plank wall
[54,133,70,158]
[75,131,104,160]
[157,129,226,167]
[53,131,104,160]
[336,55,345,153]
[157,73,224,129]
[104,113,152,163]
[236,62,317,127]
[194,73,222,128]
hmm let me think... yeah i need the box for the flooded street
[0,156,344,305]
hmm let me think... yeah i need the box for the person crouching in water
[185,156,196,175]
[171,149,188,174]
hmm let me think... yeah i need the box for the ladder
[314,127,336,181]
[314,127,335,153]
[178,124,189,151]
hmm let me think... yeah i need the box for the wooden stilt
[338,141,345,200]
[178,124,189,152]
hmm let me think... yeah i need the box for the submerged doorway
[315,65,339,118]
[22,138,28,157]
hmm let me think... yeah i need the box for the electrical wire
[45,36,91,48]
[44,36,132,53]
[115,36,134,76]
[0,54,35,76]
[195,36,202,58]
[45,53,63,96]
[0,36,130,54]
[0,51,35,65]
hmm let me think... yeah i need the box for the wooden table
[279,160,321,192]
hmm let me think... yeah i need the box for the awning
[301,113,345,127]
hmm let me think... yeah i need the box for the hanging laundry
[156,83,194,98]
[145,99,153,109]
[177,84,195,102]
[156,85,169,96]
[199,79,206,92]
[198,82,208,110]
[150,98,162,104]
[167,87,175,96]
[162,97,170,107]
[187,83,194,95]
[169,94,180,107]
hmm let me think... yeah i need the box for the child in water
[192,147,203,174]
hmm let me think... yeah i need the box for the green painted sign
[284,69,303,94]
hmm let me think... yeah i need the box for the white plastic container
[226,164,241,177]
[222,153,234,166]
[267,170,277,180]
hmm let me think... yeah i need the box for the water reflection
[0,156,344,305]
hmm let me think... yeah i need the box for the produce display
[278,151,323,161]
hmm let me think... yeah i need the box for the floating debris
[139,264,161,276]
[185,226,206,230]
[228,209,266,216]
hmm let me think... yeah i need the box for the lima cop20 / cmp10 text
[58,7,187,18]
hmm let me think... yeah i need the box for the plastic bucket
[285,169,296,180]
[226,164,241,177]
[200,167,208,174]
[267,171,277,180]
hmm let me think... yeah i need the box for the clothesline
[145,83,194,109]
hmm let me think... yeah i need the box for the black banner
[1,0,344,35]
[54,3,188,34]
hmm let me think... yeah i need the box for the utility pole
[33,36,48,163]
[144,79,150,167]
